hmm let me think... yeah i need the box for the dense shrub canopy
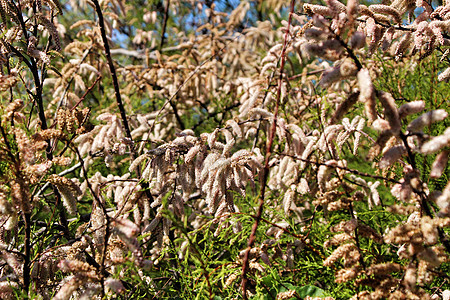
[0,0,448,299]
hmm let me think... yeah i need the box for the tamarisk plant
[0,0,448,299]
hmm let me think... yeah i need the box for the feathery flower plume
[407,110,448,133]
[353,117,365,154]
[347,0,359,23]
[357,69,377,122]
[335,267,360,283]
[372,118,391,131]
[323,243,359,267]
[299,137,317,170]
[381,27,395,51]
[303,4,333,17]
[377,91,401,135]
[340,59,358,77]
[367,263,402,276]
[379,145,406,168]
[331,219,358,233]
[398,101,425,119]
[404,264,417,290]
[395,32,412,59]
[326,0,347,13]
[226,119,243,138]
[304,27,329,41]
[38,15,62,51]
[367,181,381,207]
[420,216,439,245]
[53,276,80,300]
[320,66,343,87]
[430,150,449,178]
[438,67,450,81]
[297,178,310,194]
[277,290,296,299]
[325,233,353,248]
[105,278,125,293]
[0,281,19,300]
[2,251,23,277]
[47,175,82,215]
[304,40,344,61]
[390,0,416,15]
[329,92,360,125]
[349,31,366,49]
[421,127,450,154]
[369,5,402,23]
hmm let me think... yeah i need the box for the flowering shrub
[0,0,448,299]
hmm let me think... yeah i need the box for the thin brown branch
[22,211,31,295]
[92,0,132,142]
[160,0,171,51]
[72,146,112,297]
[71,74,102,111]
[241,1,296,298]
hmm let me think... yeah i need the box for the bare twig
[160,0,171,51]
[71,74,102,111]
[22,211,31,295]
[241,1,296,298]
[92,0,132,142]
[72,146,112,297]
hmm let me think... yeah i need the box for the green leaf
[296,285,327,298]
